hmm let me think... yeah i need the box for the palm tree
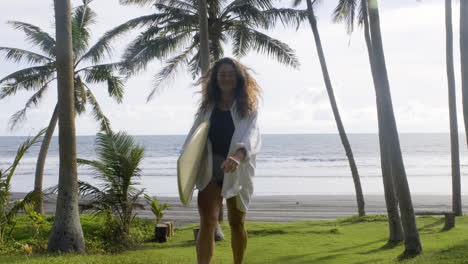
[48,0,85,253]
[0,128,46,244]
[446,0,462,216]
[76,131,146,241]
[291,0,365,216]
[100,0,306,101]
[0,2,125,214]
[334,0,421,256]
[333,0,403,242]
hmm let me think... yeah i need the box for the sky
[0,0,460,136]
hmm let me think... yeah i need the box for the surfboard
[177,120,210,206]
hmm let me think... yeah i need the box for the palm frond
[7,191,43,219]
[154,3,197,15]
[0,47,53,65]
[292,0,302,7]
[157,0,196,10]
[8,78,55,130]
[8,110,27,132]
[127,25,162,47]
[80,63,125,103]
[4,128,46,186]
[74,75,88,114]
[80,63,122,82]
[243,0,274,10]
[79,14,167,64]
[0,64,55,99]
[97,131,144,171]
[293,0,322,8]
[79,200,109,213]
[209,32,225,61]
[0,64,55,85]
[119,0,155,6]
[155,0,197,13]
[147,42,196,101]
[207,0,223,17]
[72,4,97,57]
[224,2,268,28]
[76,179,105,197]
[89,131,145,193]
[122,33,192,75]
[158,16,198,35]
[332,0,357,34]
[230,24,251,57]
[85,89,112,133]
[261,8,308,29]
[77,159,113,187]
[239,27,300,68]
[188,51,201,79]
[106,77,125,103]
[7,21,56,57]
[358,0,365,27]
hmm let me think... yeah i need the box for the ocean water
[0,134,467,196]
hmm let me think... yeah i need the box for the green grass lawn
[1,215,468,264]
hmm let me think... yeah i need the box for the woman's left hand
[220,150,245,173]
[220,156,240,173]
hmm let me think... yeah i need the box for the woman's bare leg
[227,196,247,264]
[197,182,223,264]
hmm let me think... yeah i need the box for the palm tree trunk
[446,0,463,216]
[361,0,403,242]
[461,0,468,149]
[198,0,210,73]
[305,0,365,216]
[34,104,59,215]
[48,0,85,253]
[367,0,422,255]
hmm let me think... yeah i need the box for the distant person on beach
[180,57,262,264]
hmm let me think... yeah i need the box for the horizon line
[0,132,466,137]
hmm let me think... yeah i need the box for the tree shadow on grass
[274,253,346,264]
[361,240,403,254]
[412,239,468,262]
[248,227,341,237]
[134,239,196,251]
[160,240,196,249]
[248,229,287,236]
[336,215,389,226]
[396,250,421,261]
[328,238,387,253]
[417,218,445,233]
[274,251,388,264]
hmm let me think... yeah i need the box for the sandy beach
[10,192,468,227]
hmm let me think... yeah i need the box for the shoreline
[10,192,468,227]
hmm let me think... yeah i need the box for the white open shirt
[180,100,261,212]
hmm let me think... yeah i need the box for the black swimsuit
[208,105,235,187]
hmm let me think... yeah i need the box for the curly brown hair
[196,57,261,119]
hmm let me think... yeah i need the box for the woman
[181,57,262,264]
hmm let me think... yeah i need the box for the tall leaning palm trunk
[360,0,403,241]
[33,104,58,215]
[48,0,85,253]
[305,0,365,216]
[447,0,462,217]
[461,0,468,148]
[367,0,422,256]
